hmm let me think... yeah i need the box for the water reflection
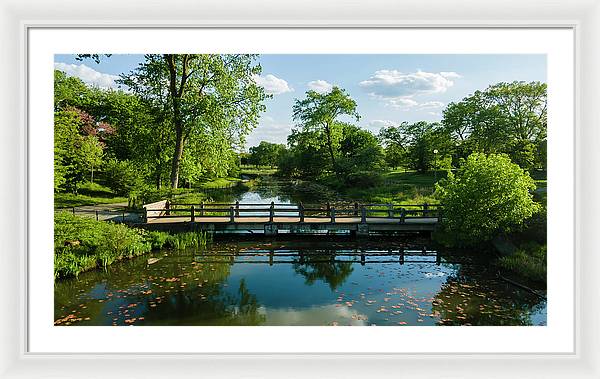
[54,239,546,326]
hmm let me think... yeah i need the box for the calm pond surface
[54,177,547,326]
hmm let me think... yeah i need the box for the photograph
[52,53,548,327]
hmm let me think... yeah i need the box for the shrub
[54,212,151,279]
[435,152,540,246]
[103,159,145,196]
[343,171,383,188]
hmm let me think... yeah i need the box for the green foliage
[435,153,540,246]
[103,159,146,196]
[54,212,152,279]
[121,54,268,188]
[54,110,106,192]
[337,123,385,176]
[498,242,547,283]
[292,87,359,174]
[379,121,452,173]
[442,81,547,171]
[343,171,383,188]
[165,231,212,250]
[248,141,286,167]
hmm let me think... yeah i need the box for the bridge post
[326,202,330,217]
[361,206,367,223]
[95,210,99,221]
[229,206,235,223]
[423,203,429,217]
[299,202,304,222]
[330,207,336,223]
[269,201,274,223]
[354,202,359,216]
[143,207,147,223]
[264,224,278,236]
[166,200,170,216]
[235,201,240,217]
[191,205,195,222]
[269,250,274,266]
[387,204,394,218]
[360,254,365,266]
[399,248,405,265]
[400,208,406,224]
[200,202,204,217]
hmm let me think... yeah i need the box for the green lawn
[54,182,127,208]
[195,177,242,189]
[333,169,445,205]
[240,167,278,176]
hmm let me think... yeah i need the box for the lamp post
[433,149,439,182]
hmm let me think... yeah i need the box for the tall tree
[442,81,547,169]
[292,87,359,174]
[121,54,267,188]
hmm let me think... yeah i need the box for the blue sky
[54,54,546,149]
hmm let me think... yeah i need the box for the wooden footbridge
[142,200,442,236]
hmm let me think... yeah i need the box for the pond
[54,176,547,326]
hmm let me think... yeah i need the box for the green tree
[337,123,384,175]
[379,121,451,172]
[442,81,547,170]
[292,87,359,175]
[248,141,286,168]
[121,54,268,188]
[76,135,103,183]
[435,153,540,246]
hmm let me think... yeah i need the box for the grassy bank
[498,242,547,284]
[54,212,211,279]
[314,169,444,205]
[54,182,127,208]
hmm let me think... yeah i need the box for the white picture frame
[1,0,598,377]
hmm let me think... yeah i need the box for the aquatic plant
[165,231,212,250]
[498,242,547,283]
[55,212,155,279]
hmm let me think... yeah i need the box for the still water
[54,177,547,326]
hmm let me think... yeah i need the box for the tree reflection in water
[292,254,354,290]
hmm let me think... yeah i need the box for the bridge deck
[146,216,437,224]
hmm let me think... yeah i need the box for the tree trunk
[155,170,161,190]
[170,127,184,188]
[324,123,337,173]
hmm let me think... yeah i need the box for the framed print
[1,0,599,377]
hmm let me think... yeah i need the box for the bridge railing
[144,201,442,223]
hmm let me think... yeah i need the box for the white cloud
[359,69,458,109]
[440,71,462,79]
[307,80,334,94]
[360,69,458,98]
[54,62,120,89]
[366,119,396,133]
[252,74,293,95]
[246,116,293,147]
[417,101,445,110]
[387,98,419,109]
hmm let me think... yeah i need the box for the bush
[54,212,152,279]
[103,159,145,196]
[435,152,540,246]
[343,171,383,188]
